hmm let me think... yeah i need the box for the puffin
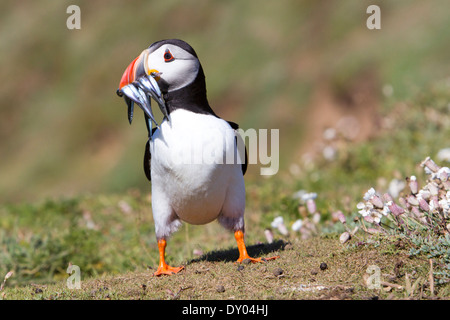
[116,39,278,276]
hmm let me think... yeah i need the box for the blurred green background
[1,0,450,203]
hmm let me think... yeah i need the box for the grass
[0,183,296,288]
[1,237,433,300]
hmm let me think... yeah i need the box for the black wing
[227,121,248,176]
[143,127,158,181]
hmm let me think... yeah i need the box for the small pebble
[320,262,328,271]
[273,267,284,276]
[242,258,251,265]
[310,269,318,275]
[237,265,245,271]
[216,285,225,293]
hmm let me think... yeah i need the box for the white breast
[150,109,242,225]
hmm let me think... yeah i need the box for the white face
[145,44,200,92]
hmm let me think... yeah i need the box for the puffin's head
[145,39,201,93]
[117,39,202,125]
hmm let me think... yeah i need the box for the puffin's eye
[164,50,174,62]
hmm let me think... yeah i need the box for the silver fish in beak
[116,49,169,129]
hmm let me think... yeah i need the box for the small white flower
[358,207,370,217]
[371,211,382,224]
[437,148,450,162]
[301,192,318,202]
[356,202,366,210]
[429,197,439,212]
[323,128,337,141]
[292,190,307,200]
[427,182,439,196]
[388,179,406,198]
[312,212,321,224]
[292,219,303,231]
[366,202,374,209]
[437,167,450,178]
[439,199,449,211]
[364,210,382,224]
[271,216,284,228]
[382,205,390,216]
[363,188,376,201]
[417,189,431,201]
[322,145,337,161]
[429,201,436,212]
[271,216,288,236]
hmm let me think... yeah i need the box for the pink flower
[418,199,430,212]
[340,232,351,244]
[421,157,440,173]
[271,216,289,236]
[407,195,419,206]
[383,193,394,203]
[306,199,317,214]
[264,228,274,244]
[369,195,384,209]
[408,176,418,195]
[335,211,346,224]
[387,201,405,216]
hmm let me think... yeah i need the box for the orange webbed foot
[236,255,279,264]
[153,264,185,276]
[154,238,184,276]
[234,230,279,264]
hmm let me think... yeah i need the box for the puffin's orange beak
[119,55,140,90]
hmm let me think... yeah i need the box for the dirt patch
[298,69,382,159]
